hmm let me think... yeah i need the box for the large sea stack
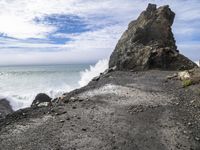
[109,4,197,71]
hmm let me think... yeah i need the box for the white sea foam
[0,62,109,111]
[195,60,200,66]
[78,59,109,87]
[0,84,72,111]
[0,64,88,110]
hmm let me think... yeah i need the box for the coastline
[0,70,200,149]
[0,3,200,150]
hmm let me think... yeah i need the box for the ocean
[0,59,108,110]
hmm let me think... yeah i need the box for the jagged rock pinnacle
[109,3,197,71]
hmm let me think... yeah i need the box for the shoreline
[0,70,200,149]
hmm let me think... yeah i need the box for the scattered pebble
[59,120,65,123]
[110,112,114,115]
[78,99,84,102]
[81,128,87,131]
[50,109,55,112]
[70,97,75,100]
[61,111,67,114]
[195,137,200,141]
[70,97,76,102]
[183,130,187,134]
[72,106,77,109]
[175,102,179,105]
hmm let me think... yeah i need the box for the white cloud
[0,14,56,39]
[0,25,123,65]
[0,0,199,65]
[0,0,136,38]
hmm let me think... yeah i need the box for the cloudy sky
[0,0,199,65]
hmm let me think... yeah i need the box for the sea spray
[0,64,89,110]
[79,59,109,87]
[195,60,200,66]
[0,84,72,111]
[0,62,108,111]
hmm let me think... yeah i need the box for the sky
[0,0,199,65]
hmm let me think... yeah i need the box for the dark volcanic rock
[109,4,197,71]
[31,93,52,107]
[0,99,13,119]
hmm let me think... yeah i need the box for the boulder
[109,3,197,71]
[0,99,13,119]
[31,93,52,107]
[189,67,200,84]
[178,71,191,81]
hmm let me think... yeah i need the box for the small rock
[167,74,177,79]
[195,137,200,141]
[92,76,100,81]
[82,128,87,131]
[31,93,52,107]
[66,117,70,120]
[178,71,191,80]
[78,99,84,102]
[59,96,65,101]
[72,106,77,109]
[190,100,195,104]
[63,93,68,96]
[59,120,65,123]
[110,112,114,115]
[50,109,55,112]
[175,102,179,105]
[183,130,187,134]
[61,111,67,114]
[139,109,143,112]
[70,97,76,102]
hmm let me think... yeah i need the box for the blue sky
[0,0,199,65]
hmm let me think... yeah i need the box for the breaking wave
[0,61,109,111]
[78,59,109,87]
[0,85,72,111]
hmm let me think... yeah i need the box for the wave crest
[78,59,108,87]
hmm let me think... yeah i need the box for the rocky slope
[0,3,199,150]
[109,4,197,71]
[0,70,200,150]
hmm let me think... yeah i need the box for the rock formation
[109,4,197,71]
[0,99,13,119]
[31,93,52,107]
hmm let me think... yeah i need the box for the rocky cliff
[109,4,197,71]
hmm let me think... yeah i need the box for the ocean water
[0,59,108,110]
